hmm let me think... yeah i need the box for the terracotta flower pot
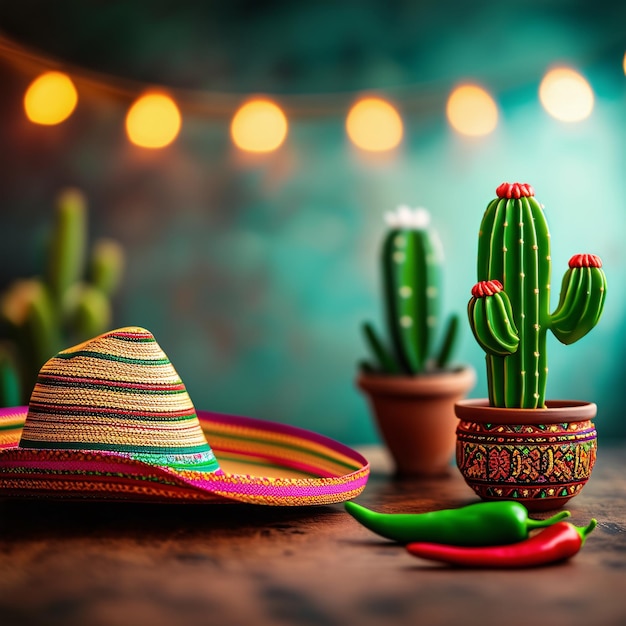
[455,399,597,511]
[357,367,476,477]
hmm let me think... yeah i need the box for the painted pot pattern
[456,419,597,509]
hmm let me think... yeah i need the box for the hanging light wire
[0,35,447,119]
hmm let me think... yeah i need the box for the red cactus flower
[568,253,603,269]
[471,280,504,298]
[496,182,535,199]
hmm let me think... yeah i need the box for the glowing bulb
[446,84,498,137]
[539,68,594,122]
[623,52,626,75]
[125,92,181,149]
[345,97,403,152]
[24,71,78,125]
[231,99,288,153]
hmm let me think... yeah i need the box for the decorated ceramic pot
[455,399,597,511]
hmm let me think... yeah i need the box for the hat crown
[20,327,219,473]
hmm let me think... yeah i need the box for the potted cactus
[357,206,476,476]
[455,182,607,511]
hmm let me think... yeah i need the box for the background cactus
[468,182,607,408]
[362,206,458,375]
[0,188,124,404]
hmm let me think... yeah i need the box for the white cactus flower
[384,205,431,230]
[384,211,399,228]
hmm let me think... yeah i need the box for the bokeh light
[230,99,288,153]
[345,97,403,151]
[539,67,594,122]
[446,84,498,137]
[125,92,181,148]
[24,71,78,125]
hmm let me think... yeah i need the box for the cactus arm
[434,313,459,370]
[71,285,112,341]
[358,361,379,375]
[26,283,61,365]
[22,283,62,395]
[361,322,402,374]
[0,279,59,402]
[551,255,607,345]
[47,189,87,306]
[358,360,377,374]
[470,285,521,408]
[90,239,125,296]
[468,281,519,356]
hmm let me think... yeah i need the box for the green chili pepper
[344,500,571,546]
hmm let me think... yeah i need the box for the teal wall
[0,1,624,444]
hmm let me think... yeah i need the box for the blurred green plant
[0,188,124,405]
[361,206,458,375]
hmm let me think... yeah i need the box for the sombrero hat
[0,327,369,505]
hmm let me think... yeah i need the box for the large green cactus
[362,206,458,375]
[0,189,124,404]
[468,182,607,408]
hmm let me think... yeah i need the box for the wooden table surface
[1,444,625,626]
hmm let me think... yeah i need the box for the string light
[7,37,620,151]
[230,99,288,153]
[125,92,181,148]
[345,97,403,152]
[23,71,78,125]
[446,84,498,137]
[539,67,594,122]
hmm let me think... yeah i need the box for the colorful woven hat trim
[0,407,370,505]
[202,412,364,478]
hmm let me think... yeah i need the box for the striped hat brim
[0,406,370,505]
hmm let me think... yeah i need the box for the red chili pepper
[406,519,597,568]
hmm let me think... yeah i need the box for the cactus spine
[362,206,458,375]
[0,189,125,404]
[468,183,607,408]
